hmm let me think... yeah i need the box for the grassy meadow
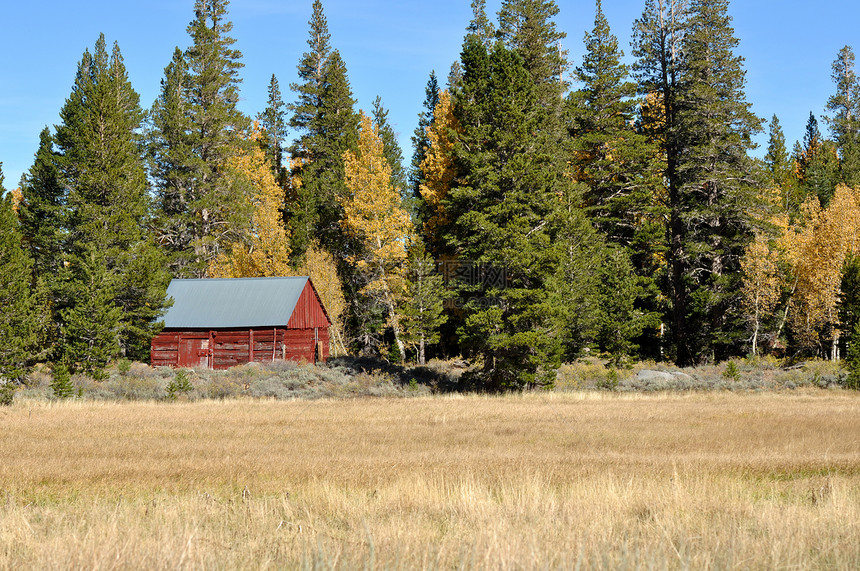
[1,391,859,569]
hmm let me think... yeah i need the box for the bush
[116,358,132,376]
[51,364,75,399]
[0,383,14,406]
[166,369,194,400]
[723,361,740,383]
[597,368,619,391]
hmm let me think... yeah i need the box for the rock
[636,370,675,383]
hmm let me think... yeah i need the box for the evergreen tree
[301,50,359,256]
[595,247,658,366]
[764,115,801,215]
[449,39,580,389]
[676,0,765,362]
[497,0,568,106]
[400,246,452,365]
[257,74,288,185]
[58,246,123,379]
[845,320,860,390]
[184,0,249,273]
[49,362,74,399]
[371,96,407,193]
[18,128,66,278]
[797,112,840,207]
[289,0,331,144]
[17,128,67,356]
[569,0,662,276]
[409,70,440,203]
[634,0,764,364]
[150,0,249,277]
[467,0,495,46]
[56,35,170,362]
[149,47,196,274]
[0,168,37,382]
[838,254,860,356]
[826,46,860,187]
[288,2,359,259]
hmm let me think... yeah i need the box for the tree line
[2,0,860,389]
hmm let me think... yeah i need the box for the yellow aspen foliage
[782,185,860,353]
[341,111,414,360]
[8,188,23,214]
[740,233,781,355]
[418,90,460,247]
[210,125,292,278]
[296,240,348,356]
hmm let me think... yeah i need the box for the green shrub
[116,358,132,376]
[166,369,193,400]
[51,364,75,399]
[0,383,14,406]
[723,361,740,383]
[597,368,619,391]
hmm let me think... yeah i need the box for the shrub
[166,369,193,401]
[0,383,14,406]
[597,368,619,391]
[116,358,132,376]
[723,361,741,383]
[108,375,165,401]
[51,363,75,399]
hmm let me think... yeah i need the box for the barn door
[178,337,209,368]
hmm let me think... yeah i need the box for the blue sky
[1,0,859,189]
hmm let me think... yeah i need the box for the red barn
[150,277,331,369]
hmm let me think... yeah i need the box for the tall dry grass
[1,392,858,569]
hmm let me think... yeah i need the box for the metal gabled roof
[162,277,310,329]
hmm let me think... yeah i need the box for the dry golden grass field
[1,391,859,569]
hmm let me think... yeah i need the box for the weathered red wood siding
[151,327,329,369]
[287,281,331,329]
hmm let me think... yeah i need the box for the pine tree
[18,127,66,278]
[58,246,123,379]
[449,39,578,389]
[288,0,359,259]
[400,246,451,365]
[468,0,495,43]
[409,71,440,202]
[17,128,67,357]
[150,0,249,277]
[497,0,568,106]
[595,247,658,366]
[797,112,840,207]
[288,1,359,259]
[149,47,196,274]
[371,96,407,193]
[633,0,764,365]
[838,254,860,357]
[257,74,288,185]
[0,168,37,382]
[56,35,170,363]
[570,0,662,273]
[826,46,860,187]
[185,0,249,273]
[304,51,359,255]
[289,0,331,146]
